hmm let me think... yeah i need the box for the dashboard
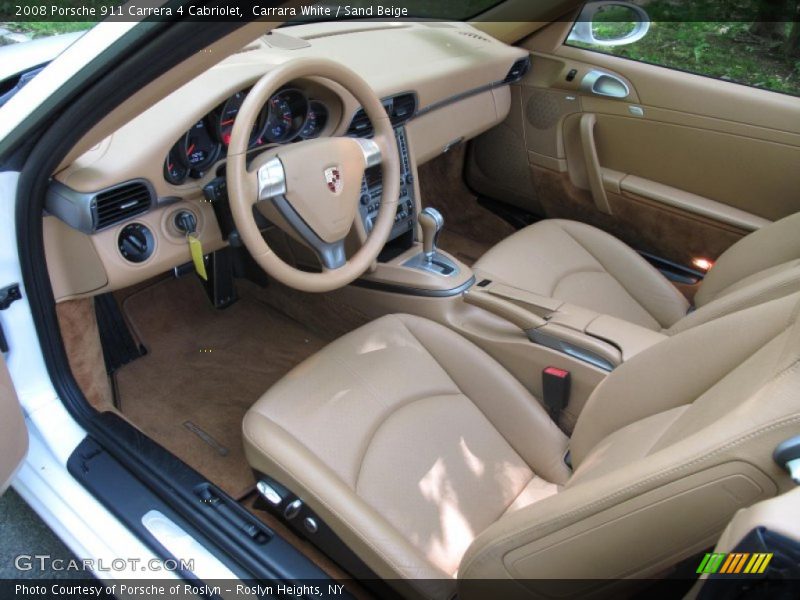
[164,87,331,184]
[44,21,528,301]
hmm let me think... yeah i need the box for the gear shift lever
[404,207,458,276]
[419,207,444,263]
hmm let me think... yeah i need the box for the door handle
[581,70,630,99]
[579,113,612,215]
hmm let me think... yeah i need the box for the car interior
[26,1,800,597]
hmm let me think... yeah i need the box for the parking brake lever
[463,289,547,334]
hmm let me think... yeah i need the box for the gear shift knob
[419,207,444,262]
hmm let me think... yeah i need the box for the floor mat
[417,143,516,262]
[115,275,330,499]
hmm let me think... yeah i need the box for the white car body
[0,21,236,588]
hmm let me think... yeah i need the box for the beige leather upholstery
[244,293,800,598]
[474,214,800,333]
[701,486,800,559]
[243,313,569,598]
[672,211,800,333]
[473,219,688,329]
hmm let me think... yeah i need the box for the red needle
[186,143,195,156]
[168,163,174,171]
[221,119,235,126]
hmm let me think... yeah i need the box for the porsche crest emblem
[324,166,343,194]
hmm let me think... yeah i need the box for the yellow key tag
[187,234,208,281]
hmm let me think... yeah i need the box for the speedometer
[217,90,268,148]
[264,89,308,143]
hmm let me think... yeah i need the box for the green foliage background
[570,1,800,97]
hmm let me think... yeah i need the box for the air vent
[347,93,417,137]
[347,108,373,137]
[388,93,416,126]
[93,182,153,230]
[504,57,531,84]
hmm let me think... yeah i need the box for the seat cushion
[243,314,569,596]
[473,219,689,330]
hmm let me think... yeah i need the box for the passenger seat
[472,212,800,334]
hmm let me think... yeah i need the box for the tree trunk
[751,21,786,40]
[751,0,790,40]
[784,2,800,57]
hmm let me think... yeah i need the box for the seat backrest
[459,292,800,593]
[671,212,800,335]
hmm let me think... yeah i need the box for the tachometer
[264,89,308,143]
[163,142,188,185]
[181,118,220,174]
[217,90,268,148]
[298,101,328,140]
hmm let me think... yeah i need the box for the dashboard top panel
[54,21,526,196]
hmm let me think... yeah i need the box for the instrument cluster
[163,87,330,185]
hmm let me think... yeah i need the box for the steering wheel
[226,58,400,293]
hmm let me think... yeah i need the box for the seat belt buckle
[543,366,570,421]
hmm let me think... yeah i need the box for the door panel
[467,18,800,267]
[0,354,28,493]
[563,111,800,222]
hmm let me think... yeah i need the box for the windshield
[0,21,92,105]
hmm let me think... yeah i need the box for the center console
[337,100,669,434]
[352,124,475,296]
[463,281,668,370]
[358,126,416,243]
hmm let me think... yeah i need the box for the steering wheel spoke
[270,194,347,270]
[354,137,382,168]
[318,239,347,270]
[257,157,287,201]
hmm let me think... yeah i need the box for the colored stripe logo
[697,552,773,574]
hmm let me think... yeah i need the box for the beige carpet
[115,275,330,499]
[418,143,516,264]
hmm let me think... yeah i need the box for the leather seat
[473,213,800,334]
[243,295,800,598]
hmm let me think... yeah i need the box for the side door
[467,1,800,271]
[0,353,27,493]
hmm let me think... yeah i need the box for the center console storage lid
[478,281,563,316]
[585,314,668,362]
